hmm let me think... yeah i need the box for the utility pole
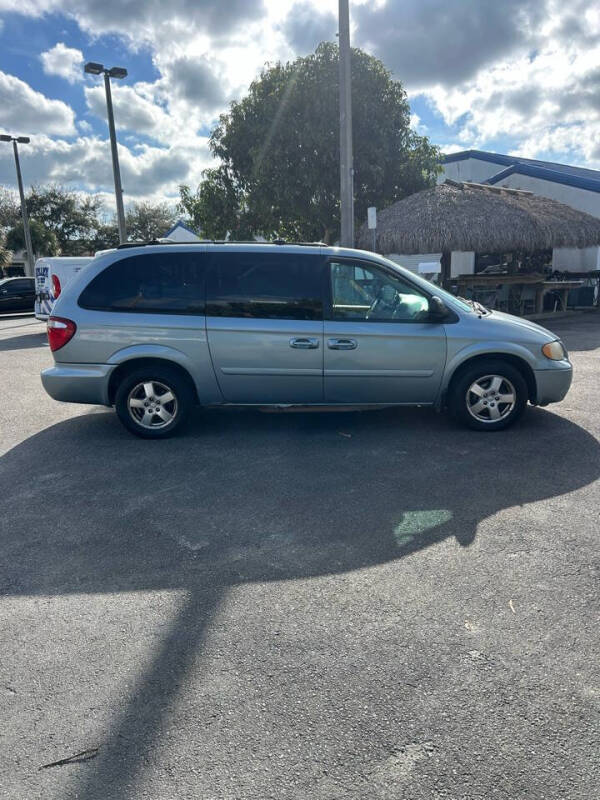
[84,62,128,243]
[0,134,35,276]
[338,0,354,247]
[103,71,126,244]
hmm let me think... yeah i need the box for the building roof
[442,149,600,194]
[163,220,201,240]
[357,179,600,254]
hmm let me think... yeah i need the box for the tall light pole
[84,62,128,243]
[338,0,354,247]
[0,134,35,276]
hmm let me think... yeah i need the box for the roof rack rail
[116,241,148,249]
[271,239,329,246]
[116,239,330,249]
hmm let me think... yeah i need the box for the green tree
[0,187,20,230]
[6,219,60,256]
[0,231,12,271]
[179,168,249,240]
[91,223,120,252]
[126,201,178,241]
[25,185,105,255]
[179,42,440,243]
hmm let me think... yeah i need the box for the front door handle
[327,338,358,350]
[289,337,319,349]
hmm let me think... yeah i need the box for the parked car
[34,256,94,321]
[41,243,572,438]
[0,276,35,312]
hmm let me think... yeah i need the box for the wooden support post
[440,251,451,291]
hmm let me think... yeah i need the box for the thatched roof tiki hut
[358,180,600,290]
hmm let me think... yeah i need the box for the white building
[163,220,201,242]
[439,150,600,274]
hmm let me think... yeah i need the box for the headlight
[542,340,567,361]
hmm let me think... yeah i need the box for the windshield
[376,255,473,313]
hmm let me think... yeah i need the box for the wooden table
[456,273,583,314]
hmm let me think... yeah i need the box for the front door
[0,280,32,311]
[206,250,325,403]
[324,259,446,404]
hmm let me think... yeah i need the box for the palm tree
[0,232,12,276]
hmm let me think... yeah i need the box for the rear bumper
[41,363,114,406]
[533,362,573,405]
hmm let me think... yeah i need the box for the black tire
[114,365,193,439]
[449,359,528,431]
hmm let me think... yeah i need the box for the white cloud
[0,71,76,136]
[84,83,174,141]
[0,0,267,47]
[280,1,336,53]
[40,42,84,84]
[410,113,427,133]
[436,142,468,156]
[353,0,548,88]
[1,0,600,205]
[0,133,212,200]
[420,13,600,167]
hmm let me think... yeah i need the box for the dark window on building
[79,253,206,314]
[206,252,324,320]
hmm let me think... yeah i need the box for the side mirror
[428,295,449,321]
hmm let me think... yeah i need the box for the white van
[35,257,94,320]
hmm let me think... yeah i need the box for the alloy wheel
[127,380,178,429]
[465,374,516,424]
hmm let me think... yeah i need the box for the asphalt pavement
[0,313,598,799]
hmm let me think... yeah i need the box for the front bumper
[533,361,573,405]
[41,363,115,406]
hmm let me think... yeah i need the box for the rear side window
[9,280,33,291]
[79,253,205,314]
[206,252,323,320]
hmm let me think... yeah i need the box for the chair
[472,288,497,308]
[519,286,536,316]
[494,284,510,311]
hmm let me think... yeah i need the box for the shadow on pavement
[1,405,598,798]
[548,312,600,352]
[0,332,47,352]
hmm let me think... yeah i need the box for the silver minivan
[41,243,573,438]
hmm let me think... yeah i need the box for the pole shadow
[1,404,598,798]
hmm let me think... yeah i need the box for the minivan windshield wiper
[457,296,490,316]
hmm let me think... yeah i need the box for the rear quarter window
[78,253,206,314]
[206,252,324,320]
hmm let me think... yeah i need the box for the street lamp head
[0,134,12,142]
[16,137,30,144]
[108,66,128,79]
[84,61,105,75]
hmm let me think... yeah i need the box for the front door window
[330,261,429,322]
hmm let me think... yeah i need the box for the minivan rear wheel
[115,366,193,438]
[449,359,528,431]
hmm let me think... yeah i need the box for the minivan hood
[482,310,558,342]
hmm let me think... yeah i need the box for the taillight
[47,316,76,351]
[51,273,61,299]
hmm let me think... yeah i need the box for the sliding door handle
[289,337,319,349]
[327,338,358,350]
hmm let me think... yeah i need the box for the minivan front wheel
[449,360,528,431]
[115,366,193,438]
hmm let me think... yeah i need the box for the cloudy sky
[0,0,599,209]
